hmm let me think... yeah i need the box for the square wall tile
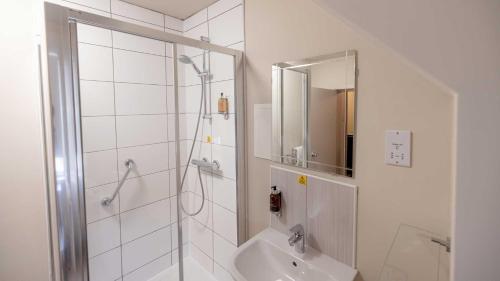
[80,80,115,116]
[208,0,242,19]
[180,85,203,114]
[122,254,171,281]
[113,49,166,85]
[213,176,236,212]
[164,15,183,32]
[111,0,164,27]
[269,167,307,235]
[87,216,121,257]
[186,166,212,201]
[78,43,113,81]
[84,150,118,188]
[117,143,169,177]
[213,204,237,245]
[82,116,116,152]
[85,183,119,223]
[212,144,236,179]
[306,177,356,266]
[183,8,207,31]
[190,219,214,258]
[190,194,213,227]
[212,114,235,147]
[89,247,122,281]
[210,52,234,82]
[120,199,170,243]
[208,5,244,47]
[210,80,235,114]
[115,83,167,115]
[122,227,171,274]
[116,115,168,147]
[113,31,165,56]
[214,233,237,270]
[190,243,213,273]
[119,171,170,212]
[77,23,112,47]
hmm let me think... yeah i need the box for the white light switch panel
[385,130,412,167]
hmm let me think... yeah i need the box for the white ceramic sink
[229,228,357,281]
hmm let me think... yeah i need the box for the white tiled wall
[55,0,244,279]
[75,2,183,277]
[179,0,243,278]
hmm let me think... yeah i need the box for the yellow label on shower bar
[297,175,307,186]
[207,135,212,143]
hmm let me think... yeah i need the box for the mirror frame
[272,50,358,177]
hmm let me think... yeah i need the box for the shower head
[178,55,202,75]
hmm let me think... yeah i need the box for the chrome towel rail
[101,159,135,206]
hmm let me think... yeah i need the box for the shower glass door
[43,4,244,281]
[76,22,183,281]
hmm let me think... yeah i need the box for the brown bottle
[218,93,228,114]
[270,186,282,216]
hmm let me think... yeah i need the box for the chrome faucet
[288,224,305,253]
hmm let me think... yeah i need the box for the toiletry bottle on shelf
[218,93,229,119]
[270,186,282,216]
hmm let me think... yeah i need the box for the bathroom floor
[149,257,219,281]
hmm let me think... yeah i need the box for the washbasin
[229,228,357,281]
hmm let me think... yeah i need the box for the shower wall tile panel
[115,115,168,147]
[113,49,166,85]
[80,81,115,116]
[117,143,169,176]
[114,83,167,115]
[269,166,357,267]
[81,116,116,152]
[208,5,244,47]
[78,43,114,81]
[84,150,118,187]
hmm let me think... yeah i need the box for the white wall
[245,1,454,280]
[311,1,500,280]
[0,0,51,280]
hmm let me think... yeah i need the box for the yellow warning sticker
[207,135,212,143]
[297,175,307,186]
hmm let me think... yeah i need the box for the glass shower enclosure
[42,3,245,281]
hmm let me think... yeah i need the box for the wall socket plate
[385,130,412,167]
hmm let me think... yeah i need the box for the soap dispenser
[218,92,229,120]
[270,186,282,216]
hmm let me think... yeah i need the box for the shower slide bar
[101,159,135,206]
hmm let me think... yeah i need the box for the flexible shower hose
[179,81,206,216]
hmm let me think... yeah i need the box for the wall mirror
[272,50,357,177]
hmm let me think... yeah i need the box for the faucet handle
[289,224,304,235]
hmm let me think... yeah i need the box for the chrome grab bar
[101,159,135,206]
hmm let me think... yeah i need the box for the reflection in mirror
[272,50,357,177]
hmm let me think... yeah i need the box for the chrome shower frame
[41,3,247,281]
